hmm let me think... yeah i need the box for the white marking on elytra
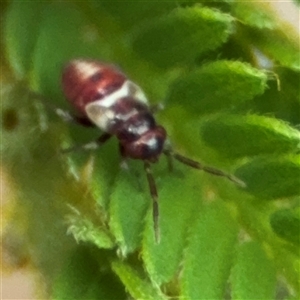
[74,60,103,79]
[85,102,138,131]
[128,81,148,104]
[93,80,148,108]
[85,104,114,131]
[85,79,149,131]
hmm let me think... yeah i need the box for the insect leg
[164,150,174,172]
[55,108,95,127]
[144,161,160,243]
[61,133,112,153]
[164,150,246,187]
[118,144,130,170]
[28,91,95,127]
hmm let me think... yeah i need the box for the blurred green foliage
[1,1,299,299]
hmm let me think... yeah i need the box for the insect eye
[90,72,103,82]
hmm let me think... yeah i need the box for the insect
[59,59,245,242]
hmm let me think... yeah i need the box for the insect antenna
[144,161,160,243]
[164,150,246,187]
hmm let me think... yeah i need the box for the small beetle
[60,59,244,242]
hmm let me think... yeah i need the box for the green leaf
[52,246,126,300]
[65,207,115,250]
[64,139,120,211]
[130,6,233,68]
[111,261,168,300]
[270,208,300,246]
[231,2,277,29]
[181,201,238,299]
[235,155,300,200]
[94,0,176,29]
[109,163,149,255]
[246,68,300,125]
[31,2,108,100]
[142,168,203,284]
[201,114,300,158]
[230,241,276,299]
[3,0,47,78]
[245,27,300,71]
[166,60,267,115]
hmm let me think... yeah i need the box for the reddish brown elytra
[60,59,245,243]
